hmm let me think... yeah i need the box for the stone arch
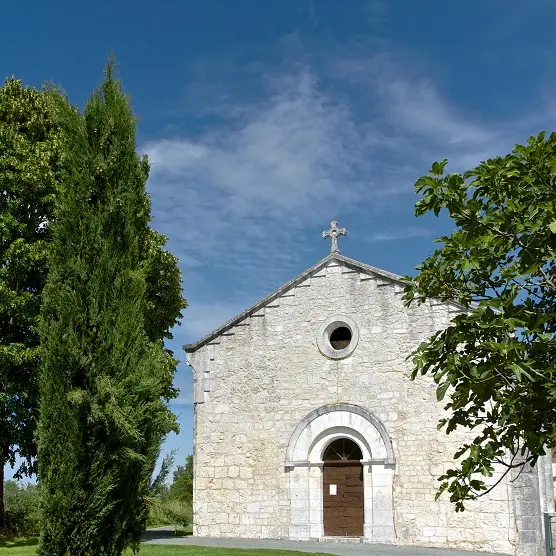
[285,403,395,466]
[285,403,396,543]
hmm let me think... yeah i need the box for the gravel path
[143,528,506,556]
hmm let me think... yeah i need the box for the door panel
[323,462,363,536]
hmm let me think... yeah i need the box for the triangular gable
[183,253,406,353]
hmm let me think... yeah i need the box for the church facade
[184,223,553,555]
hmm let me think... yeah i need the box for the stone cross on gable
[322,221,347,254]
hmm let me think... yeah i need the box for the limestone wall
[188,259,521,553]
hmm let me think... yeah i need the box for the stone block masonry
[186,254,550,555]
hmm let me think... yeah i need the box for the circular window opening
[329,326,352,350]
[317,316,359,359]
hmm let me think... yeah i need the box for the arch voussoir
[285,403,395,466]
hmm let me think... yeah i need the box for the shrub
[146,497,192,528]
[2,480,40,535]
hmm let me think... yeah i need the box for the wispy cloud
[170,394,193,406]
[379,79,494,146]
[367,228,433,241]
[144,68,375,285]
[328,53,529,170]
[145,42,556,347]
[147,71,363,214]
[177,301,249,342]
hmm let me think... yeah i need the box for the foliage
[403,131,556,511]
[0,79,63,524]
[146,498,192,529]
[1,481,40,536]
[0,72,187,528]
[37,62,180,556]
[168,455,193,503]
[149,450,177,499]
[147,453,193,528]
[143,229,187,344]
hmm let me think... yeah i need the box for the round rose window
[317,316,359,359]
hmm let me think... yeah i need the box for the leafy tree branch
[404,131,556,511]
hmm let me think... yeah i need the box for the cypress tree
[38,63,177,555]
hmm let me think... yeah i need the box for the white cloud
[378,78,494,145]
[178,301,249,343]
[144,68,376,283]
[367,228,433,241]
[146,70,364,214]
[144,47,556,349]
[328,51,541,171]
[170,394,193,406]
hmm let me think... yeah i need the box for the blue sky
[3,0,556,480]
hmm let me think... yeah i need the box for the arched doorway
[323,438,364,536]
[285,403,396,543]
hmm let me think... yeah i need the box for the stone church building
[184,222,553,555]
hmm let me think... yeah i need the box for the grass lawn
[0,537,334,556]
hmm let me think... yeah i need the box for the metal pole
[544,513,554,555]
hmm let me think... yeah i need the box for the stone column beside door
[365,462,395,543]
[309,464,324,538]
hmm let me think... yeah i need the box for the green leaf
[509,363,535,382]
[436,381,451,401]
[431,159,448,176]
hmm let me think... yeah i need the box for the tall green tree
[168,454,193,503]
[0,76,186,529]
[0,79,62,526]
[38,64,183,555]
[404,131,556,511]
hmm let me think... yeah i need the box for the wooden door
[323,461,364,536]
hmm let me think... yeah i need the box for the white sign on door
[329,484,337,495]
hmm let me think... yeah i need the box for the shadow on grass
[0,536,39,548]
[142,528,193,541]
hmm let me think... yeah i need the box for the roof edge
[183,253,409,353]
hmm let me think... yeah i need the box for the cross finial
[322,221,347,254]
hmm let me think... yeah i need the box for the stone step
[318,536,363,543]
